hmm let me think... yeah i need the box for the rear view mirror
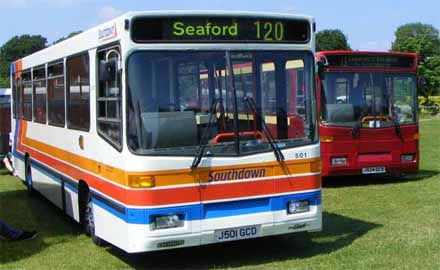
[317,55,328,79]
[99,59,118,82]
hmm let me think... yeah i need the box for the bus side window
[33,66,47,124]
[22,70,32,121]
[97,46,122,150]
[12,77,18,119]
[18,76,23,119]
[67,53,90,131]
[48,62,66,127]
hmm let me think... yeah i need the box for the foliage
[419,96,440,115]
[0,35,47,83]
[418,55,440,97]
[0,75,9,88]
[52,31,82,45]
[391,23,440,97]
[316,29,351,52]
[391,23,440,62]
[418,95,440,105]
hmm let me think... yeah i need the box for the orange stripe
[20,120,320,188]
[21,121,126,185]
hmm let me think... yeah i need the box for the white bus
[11,11,321,253]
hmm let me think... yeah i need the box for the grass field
[1,119,439,270]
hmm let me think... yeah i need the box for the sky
[0,0,439,51]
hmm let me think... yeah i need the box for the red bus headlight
[331,157,347,166]
[401,154,414,162]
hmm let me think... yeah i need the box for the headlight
[287,200,309,214]
[331,157,347,166]
[153,215,183,230]
[401,154,414,162]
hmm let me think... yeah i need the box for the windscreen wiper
[243,96,285,162]
[225,51,240,154]
[387,95,402,139]
[352,120,361,138]
[191,97,222,170]
[352,106,367,139]
[390,116,402,139]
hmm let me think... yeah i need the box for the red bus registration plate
[362,166,386,174]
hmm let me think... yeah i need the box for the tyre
[84,192,105,246]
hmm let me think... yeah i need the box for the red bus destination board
[325,54,415,69]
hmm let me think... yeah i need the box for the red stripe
[17,120,320,207]
[200,175,320,202]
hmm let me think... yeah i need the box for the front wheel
[84,193,105,246]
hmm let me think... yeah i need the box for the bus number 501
[295,152,307,159]
[254,21,284,41]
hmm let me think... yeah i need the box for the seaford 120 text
[172,22,238,37]
[171,20,285,41]
[209,168,266,182]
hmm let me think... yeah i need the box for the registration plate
[214,225,261,242]
[362,166,386,174]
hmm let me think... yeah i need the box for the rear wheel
[83,192,105,246]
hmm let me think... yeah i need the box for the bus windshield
[320,72,417,128]
[127,51,316,156]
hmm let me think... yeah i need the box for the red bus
[316,51,419,177]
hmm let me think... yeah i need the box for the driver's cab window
[97,46,122,150]
[335,78,349,104]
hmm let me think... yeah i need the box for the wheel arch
[78,180,90,225]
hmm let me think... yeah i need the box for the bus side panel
[93,200,129,251]
[64,182,80,222]
[30,161,63,209]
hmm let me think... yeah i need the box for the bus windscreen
[131,17,310,43]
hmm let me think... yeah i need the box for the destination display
[325,54,415,69]
[131,17,310,43]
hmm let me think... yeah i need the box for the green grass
[1,119,439,270]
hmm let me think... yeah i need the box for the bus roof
[125,10,313,20]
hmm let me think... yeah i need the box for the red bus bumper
[320,125,419,177]
[321,152,418,177]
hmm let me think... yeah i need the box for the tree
[391,23,440,98]
[391,23,440,62]
[52,30,82,45]
[418,56,440,97]
[0,35,47,84]
[316,29,351,52]
[0,76,8,88]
